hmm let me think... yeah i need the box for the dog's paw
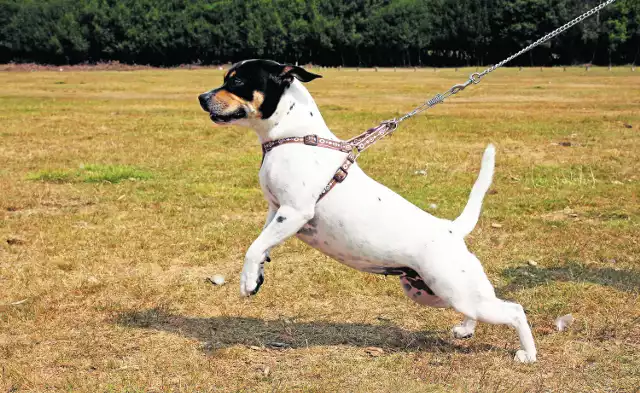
[252,273,264,294]
[514,350,536,364]
[240,277,257,297]
[452,325,474,339]
[240,273,262,297]
[240,263,265,297]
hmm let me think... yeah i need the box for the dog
[198,59,537,363]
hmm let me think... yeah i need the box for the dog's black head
[198,59,321,125]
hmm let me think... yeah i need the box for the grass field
[1,66,639,392]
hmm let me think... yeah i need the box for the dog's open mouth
[209,108,246,125]
[209,110,244,124]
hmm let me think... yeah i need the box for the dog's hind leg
[413,251,536,363]
[447,280,537,363]
[464,297,536,363]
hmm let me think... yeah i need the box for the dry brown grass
[0,66,639,392]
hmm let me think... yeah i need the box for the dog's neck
[245,80,337,143]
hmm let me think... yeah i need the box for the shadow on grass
[115,308,497,355]
[500,262,640,294]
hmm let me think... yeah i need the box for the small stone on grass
[555,314,574,332]
[206,274,225,286]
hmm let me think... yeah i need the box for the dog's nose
[198,92,212,112]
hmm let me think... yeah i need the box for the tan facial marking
[213,89,264,118]
[224,69,237,80]
[213,89,246,113]
[249,91,265,118]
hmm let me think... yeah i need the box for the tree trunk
[529,51,534,67]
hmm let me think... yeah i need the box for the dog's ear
[280,65,322,83]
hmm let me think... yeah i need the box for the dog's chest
[259,144,346,206]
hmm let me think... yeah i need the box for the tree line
[0,0,638,67]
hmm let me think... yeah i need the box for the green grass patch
[27,164,152,184]
[27,169,73,183]
[79,164,152,183]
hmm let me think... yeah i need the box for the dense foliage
[0,0,638,66]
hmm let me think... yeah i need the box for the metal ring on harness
[470,72,483,84]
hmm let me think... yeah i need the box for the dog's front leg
[261,205,277,263]
[240,205,314,296]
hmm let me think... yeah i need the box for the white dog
[198,59,537,363]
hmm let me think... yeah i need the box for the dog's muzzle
[198,92,212,112]
[199,91,247,125]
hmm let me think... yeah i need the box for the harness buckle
[333,167,348,183]
[347,152,357,163]
[303,134,318,146]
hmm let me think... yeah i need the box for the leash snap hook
[383,119,399,132]
[450,83,468,94]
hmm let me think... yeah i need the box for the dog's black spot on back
[276,216,286,223]
[310,111,313,117]
[297,226,317,237]
[289,102,295,111]
[448,230,452,234]
[380,267,436,296]
[378,197,382,202]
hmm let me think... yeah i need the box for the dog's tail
[452,144,495,237]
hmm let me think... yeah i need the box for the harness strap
[260,121,397,203]
[262,134,353,154]
[261,134,358,202]
[317,152,356,201]
[348,121,398,155]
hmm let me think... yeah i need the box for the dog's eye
[229,78,244,87]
